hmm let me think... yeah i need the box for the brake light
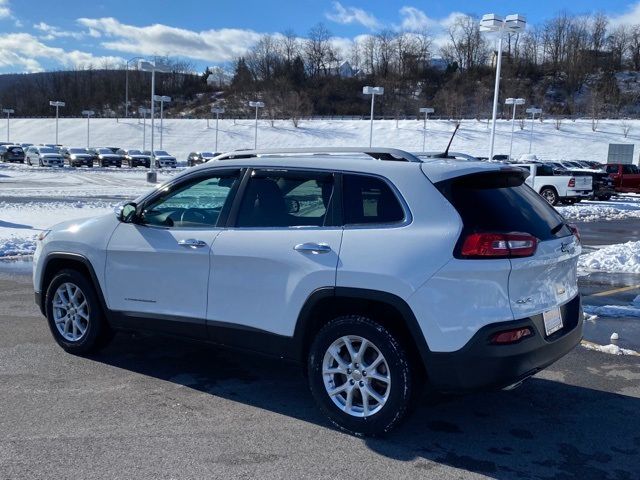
[491,327,533,344]
[568,178,575,187]
[567,223,580,243]
[461,232,538,258]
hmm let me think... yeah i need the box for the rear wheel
[308,315,413,436]
[45,269,113,354]
[540,187,558,206]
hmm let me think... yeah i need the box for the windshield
[69,148,87,153]
[154,150,170,156]
[97,148,113,154]
[129,150,142,154]
[39,147,56,153]
[201,152,215,157]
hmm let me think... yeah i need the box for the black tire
[540,187,558,206]
[88,161,94,168]
[597,195,611,201]
[307,315,413,436]
[44,269,114,355]
[38,157,43,167]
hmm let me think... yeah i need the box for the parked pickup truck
[516,163,593,205]
[605,164,640,193]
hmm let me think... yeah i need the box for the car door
[207,168,343,338]
[105,169,242,336]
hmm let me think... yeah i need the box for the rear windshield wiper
[550,222,565,235]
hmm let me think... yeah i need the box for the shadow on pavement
[92,332,640,479]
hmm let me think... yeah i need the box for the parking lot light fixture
[153,95,171,149]
[505,98,525,160]
[212,107,225,152]
[363,86,384,147]
[82,110,95,149]
[419,107,434,151]
[249,101,264,149]
[139,59,172,183]
[139,107,150,151]
[480,13,527,160]
[2,108,14,142]
[49,101,65,145]
[526,107,542,154]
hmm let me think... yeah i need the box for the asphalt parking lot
[1,261,639,479]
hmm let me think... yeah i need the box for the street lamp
[419,107,434,151]
[125,56,143,118]
[49,100,65,145]
[363,86,384,147]
[526,107,542,154]
[505,98,525,160]
[139,59,172,183]
[81,110,95,149]
[139,107,150,151]
[480,13,526,160]
[249,101,264,149]
[153,95,171,149]
[212,107,224,152]
[2,108,14,143]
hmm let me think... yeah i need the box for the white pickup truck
[516,163,593,205]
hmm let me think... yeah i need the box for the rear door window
[343,174,405,225]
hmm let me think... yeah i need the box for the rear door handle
[294,242,332,254]
[178,238,207,248]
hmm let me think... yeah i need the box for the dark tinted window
[437,172,571,241]
[343,174,404,225]
[606,165,619,174]
[237,172,335,228]
[536,165,555,176]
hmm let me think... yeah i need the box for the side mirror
[117,202,138,223]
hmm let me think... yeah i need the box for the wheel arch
[292,287,430,375]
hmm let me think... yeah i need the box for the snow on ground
[5,117,640,163]
[580,340,639,356]
[578,240,640,274]
[583,304,640,318]
[556,196,640,222]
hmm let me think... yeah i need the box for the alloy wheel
[52,282,90,342]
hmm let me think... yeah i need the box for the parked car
[1,145,25,163]
[516,163,592,205]
[118,149,150,168]
[33,147,583,436]
[559,168,615,201]
[145,150,177,168]
[492,154,510,161]
[576,160,603,170]
[61,147,94,167]
[39,144,63,153]
[187,151,217,167]
[25,146,64,167]
[20,143,33,149]
[103,147,121,154]
[605,163,640,193]
[89,148,123,168]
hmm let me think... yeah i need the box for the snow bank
[583,304,640,318]
[578,240,640,273]
[581,340,639,356]
[556,197,640,222]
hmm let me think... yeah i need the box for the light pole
[212,107,224,152]
[505,98,525,160]
[526,107,542,154]
[139,107,150,151]
[49,101,65,145]
[81,110,95,148]
[125,56,143,118]
[419,107,434,151]
[2,108,14,142]
[153,95,171,149]
[139,59,172,182]
[363,86,384,147]
[480,13,526,160]
[249,101,264,149]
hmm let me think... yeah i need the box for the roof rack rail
[214,147,422,163]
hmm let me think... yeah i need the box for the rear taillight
[491,327,533,344]
[460,232,538,258]
[568,177,575,187]
[567,223,580,243]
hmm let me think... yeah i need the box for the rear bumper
[426,295,583,392]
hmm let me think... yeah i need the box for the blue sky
[2,0,640,73]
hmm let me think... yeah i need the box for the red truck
[605,163,640,193]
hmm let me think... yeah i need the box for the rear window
[437,172,571,241]
[7,146,23,153]
[536,165,555,176]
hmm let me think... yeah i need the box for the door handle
[294,242,332,254]
[178,238,207,248]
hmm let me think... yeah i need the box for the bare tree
[621,118,631,137]
[441,15,487,71]
[304,23,336,77]
[608,25,630,68]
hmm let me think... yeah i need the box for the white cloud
[609,1,640,26]
[77,17,264,63]
[0,33,124,72]
[33,22,85,40]
[398,6,436,31]
[326,2,380,30]
[0,0,10,19]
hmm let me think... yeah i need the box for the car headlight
[37,230,51,242]
[70,155,77,160]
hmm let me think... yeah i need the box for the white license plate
[543,307,563,336]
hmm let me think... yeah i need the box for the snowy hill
[5,117,640,163]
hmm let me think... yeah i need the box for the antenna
[443,123,460,157]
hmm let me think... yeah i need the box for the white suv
[33,147,583,436]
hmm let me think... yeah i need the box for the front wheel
[45,269,113,354]
[540,187,558,206]
[308,315,413,436]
